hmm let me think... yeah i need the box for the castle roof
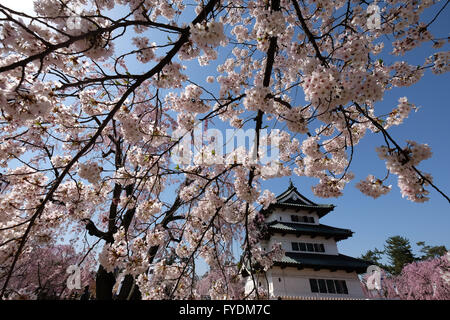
[273,252,371,273]
[266,221,353,241]
[261,181,335,218]
[252,181,372,275]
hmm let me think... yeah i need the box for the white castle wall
[244,189,366,299]
[265,209,319,225]
[270,267,365,299]
[245,268,365,299]
[268,234,339,255]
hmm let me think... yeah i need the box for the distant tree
[361,236,419,275]
[360,248,387,269]
[0,243,95,300]
[361,236,448,275]
[384,236,416,275]
[417,241,448,261]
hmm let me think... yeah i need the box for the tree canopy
[0,0,449,299]
[361,235,448,275]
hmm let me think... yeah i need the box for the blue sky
[4,0,449,272]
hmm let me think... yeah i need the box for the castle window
[334,280,348,294]
[326,280,336,294]
[309,279,318,293]
[309,279,348,294]
[292,242,325,253]
[318,279,327,293]
[290,215,315,223]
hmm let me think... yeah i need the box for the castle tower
[244,182,371,299]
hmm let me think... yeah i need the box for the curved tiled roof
[261,183,335,217]
[267,221,353,241]
[273,252,371,273]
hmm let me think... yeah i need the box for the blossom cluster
[427,51,450,75]
[190,21,227,50]
[136,200,162,221]
[392,24,433,56]
[390,62,424,87]
[132,37,156,63]
[243,86,273,113]
[383,97,413,129]
[166,84,210,113]
[78,161,102,184]
[377,141,433,202]
[364,252,450,300]
[356,175,392,199]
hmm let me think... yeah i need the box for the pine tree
[384,236,416,275]
[417,241,448,261]
[360,248,387,270]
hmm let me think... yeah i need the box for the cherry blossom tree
[362,252,450,300]
[0,243,95,299]
[0,0,449,300]
[196,269,245,299]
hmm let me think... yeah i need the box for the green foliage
[360,248,388,270]
[416,241,448,261]
[361,236,447,276]
[384,236,416,275]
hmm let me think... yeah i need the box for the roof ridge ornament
[260,181,335,218]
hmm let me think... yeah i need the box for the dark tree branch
[292,0,328,66]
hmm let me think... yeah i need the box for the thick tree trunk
[116,274,141,300]
[95,265,116,300]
